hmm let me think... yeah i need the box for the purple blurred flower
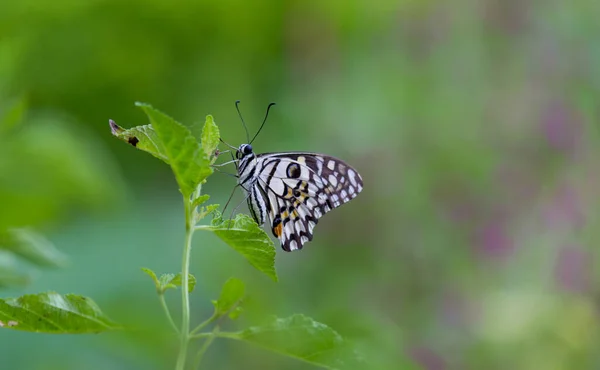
[476,222,514,260]
[440,289,475,329]
[408,346,446,370]
[554,245,591,293]
[542,184,584,230]
[541,101,581,154]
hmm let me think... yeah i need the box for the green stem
[189,331,240,341]
[175,193,194,370]
[190,311,218,336]
[158,293,179,334]
[193,326,220,369]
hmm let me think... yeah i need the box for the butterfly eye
[243,144,253,155]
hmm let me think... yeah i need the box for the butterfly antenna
[249,102,276,144]
[235,100,251,143]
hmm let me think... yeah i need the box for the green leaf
[230,314,355,369]
[0,228,68,268]
[1,116,125,231]
[212,277,245,316]
[201,115,220,159]
[0,96,27,134]
[196,203,219,222]
[135,102,213,197]
[0,292,120,333]
[141,267,160,292]
[169,273,197,293]
[192,194,210,210]
[228,306,244,320]
[158,273,176,290]
[109,120,168,163]
[203,213,277,282]
[144,269,197,294]
[111,103,213,197]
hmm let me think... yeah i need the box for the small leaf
[158,273,176,290]
[135,103,213,197]
[0,228,68,268]
[197,204,219,221]
[229,306,244,320]
[0,292,120,333]
[109,120,168,163]
[232,314,354,369]
[141,267,160,292]
[192,194,210,210]
[213,277,245,316]
[203,213,277,282]
[169,273,197,293]
[201,115,220,159]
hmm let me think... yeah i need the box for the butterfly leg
[212,167,238,179]
[222,184,241,214]
[227,192,251,230]
[212,159,239,167]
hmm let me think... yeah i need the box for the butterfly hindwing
[254,153,363,251]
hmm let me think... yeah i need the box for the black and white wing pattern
[236,144,363,251]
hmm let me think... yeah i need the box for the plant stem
[158,293,179,334]
[189,331,240,341]
[193,326,219,369]
[175,193,194,370]
[190,312,218,335]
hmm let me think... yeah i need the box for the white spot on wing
[341,190,348,201]
[316,158,323,175]
[328,175,338,187]
[348,169,357,186]
[270,178,285,196]
[289,240,298,251]
[327,160,335,170]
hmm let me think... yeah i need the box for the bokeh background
[1,0,600,369]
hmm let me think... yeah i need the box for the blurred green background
[2,0,600,369]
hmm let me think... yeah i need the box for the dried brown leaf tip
[109,119,139,146]
[109,119,123,135]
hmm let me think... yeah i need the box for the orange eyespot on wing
[273,220,283,237]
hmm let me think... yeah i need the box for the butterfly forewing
[238,152,363,252]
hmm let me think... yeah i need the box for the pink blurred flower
[476,222,515,260]
[554,245,591,293]
[542,184,584,230]
[408,346,446,370]
[541,101,581,154]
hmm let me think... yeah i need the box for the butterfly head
[236,143,254,159]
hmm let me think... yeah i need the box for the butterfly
[222,102,363,252]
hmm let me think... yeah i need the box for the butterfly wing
[254,153,363,251]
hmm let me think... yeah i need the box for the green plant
[0,95,123,333]
[108,103,356,369]
[0,96,357,368]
